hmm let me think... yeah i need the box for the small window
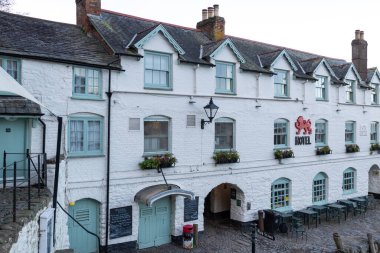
[274,69,288,97]
[129,118,140,131]
[371,83,378,104]
[216,62,235,94]
[144,52,171,89]
[0,56,21,83]
[343,168,356,194]
[186,115,196,127]
[73,67,102,99]
[316,76,327,100]
[315,119,327,146]
[215,117,234,150]
[370,122,378,144]
[144,116,170,154]
[271,178,291,211]
[345,121,355,144]
[274,119,288,147]
[68,116,103,156]
[313,173,327,204]
[345,80,355,103]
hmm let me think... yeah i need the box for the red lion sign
[295,116,312,135]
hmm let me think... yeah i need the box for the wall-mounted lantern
[201,97,219,129]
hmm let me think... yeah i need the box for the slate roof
[0,96,42,115]
[0,11,120,69]
[367,68,380,83]
[331,63,352,80]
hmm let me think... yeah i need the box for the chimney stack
[196,4,225,41]
[352,30,368,81]
[76,0,101,32]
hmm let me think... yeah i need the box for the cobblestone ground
[138,201,380,253]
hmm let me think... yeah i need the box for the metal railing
[1,149,47,222]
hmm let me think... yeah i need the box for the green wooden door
[68,199,99,253]
[0,118,26,181]
[138,197,171,249]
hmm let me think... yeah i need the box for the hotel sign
[294,116,312,145]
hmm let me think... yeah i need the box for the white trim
[271,49,298,71]
[209,38,246,64]
[343,64,362,83]
[314,58,338,79]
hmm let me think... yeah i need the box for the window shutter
[129,118,140,130]
[186,115,196,127]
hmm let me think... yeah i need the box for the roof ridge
[101,9,199,32]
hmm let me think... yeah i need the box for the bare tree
[0,0,13,12]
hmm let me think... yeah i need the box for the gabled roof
[0,11,120,69]
[331,63,372,89]
[202,38,246,63]
[300,57,337,78]
[128,24,185,55]
[367,67,380,84]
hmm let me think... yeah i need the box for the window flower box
[316,146,332,155]
[274,149,294,160]
[370,143,380,154]
[139,153,177,170]
[213,151,240,164]
[346,144,360,153]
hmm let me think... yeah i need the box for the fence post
[13,161,16,223]
[3,151,6,188]
[252,223,257,253]
[27,149,31,210]
[43,153,47,187]
[37,155,41,196]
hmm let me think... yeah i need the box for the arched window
[313,173,328,204]
[144,116,171,154]
[274,119,288,147]
[315,119,328,146]
[215,117,235,150]
[343,168,356,194]
[271,178,291,211]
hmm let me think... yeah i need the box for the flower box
[316,146,332,155]
[139,153,177,170]
[274,149,294,160]
[346,144,360,153]
[370,143,380,152]
[213,151,240,164]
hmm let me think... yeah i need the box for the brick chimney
[352,30,368,81]
[76,0,101,32]
[196,4,225,41]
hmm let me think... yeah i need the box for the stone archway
[368,164,380,194]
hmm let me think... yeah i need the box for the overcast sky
[11,0,380,68]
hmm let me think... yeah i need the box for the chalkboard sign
[110,206,132,239]
[184,196,199,222]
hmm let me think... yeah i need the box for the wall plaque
[110,206,132,239]
[184,196,199,222]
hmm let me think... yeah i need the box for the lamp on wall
[201,97,219,129]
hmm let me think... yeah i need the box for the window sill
[315,144,328,148]
[312,201,327,205]
[345,102,355,104]
[316,99,329,102]
[144,86,173,91]
[71,96,105,101]
[214,91,236,96]
[67,154,105,158]
[214,149,236,152]
[142,152,171,157]
[273,146,290,150]
[342,190,357,195]
[274,96,291,99]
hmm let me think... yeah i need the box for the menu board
[110,206,132,239]
[184,197,199,222]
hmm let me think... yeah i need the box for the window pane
[145,54,153,69]
[144,120,169,153]
[145,70,153,84]
[161,56,169,71]
[271,180,290,209]
[88,121,101,151]
[274,121,287,146]
[70,120,84,152]
[215,122,233,150]
[215,62,234,93]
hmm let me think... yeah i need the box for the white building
[1,0,380,252]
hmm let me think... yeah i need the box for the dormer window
[274,69,288,97]
[371,83,378,104]
[215,61,235,94]
[316,76,328,101]
[345,80,355,103]
[144,51,171,90]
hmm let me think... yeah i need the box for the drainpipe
[38,118,46,154]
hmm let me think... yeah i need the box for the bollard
[252,223,257,253]
[258,210,264,232]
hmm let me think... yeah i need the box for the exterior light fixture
[201,97,219,129]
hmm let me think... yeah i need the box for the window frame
[0,56,22,83]
[345,121,356,144]
[274,118,289,148]
[315,75,328,101]
[214,117,235,151]
[143,115,171,156]
[274,69,289,98]
[315,119,328,147]
[271,178,291,211]
[215,61,235,94]
[144,51,172,90]
[312,173,327,204]
[67,116,104,157]
[342,168,356,194]
[371,83,379,104]
[345,79,355,103]
[72,66,102,100]
[370,121,378,144]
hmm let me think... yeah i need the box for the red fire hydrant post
[183,224,194,249]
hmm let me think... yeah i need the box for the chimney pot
[202,9,208,20]
[360,31,364,40]
[355,30,360,40]
[208,7,214,18]
[214,4,219,16]
[352,30,368,81]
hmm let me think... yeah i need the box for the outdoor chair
[290,217,307,241]
[367,194,377,210]
[353,202,366,217]
[327,206,345,223]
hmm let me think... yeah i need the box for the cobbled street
[138,200,380,253]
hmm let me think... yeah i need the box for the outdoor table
[350,197,367,212]
[296,209,318,229]
[338,200,356,216]
[327,203,347,223]
[310,205,328,223]
[273,210,293,232]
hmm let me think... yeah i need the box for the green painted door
[68,199,99,253]
[0,118,27,181]
[138,197,171,249]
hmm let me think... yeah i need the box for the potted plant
[274,149,294,160]
[370,143,380,154]
[346,144,360,153]
[316,146,332,155]
[139,153,177,170]
[213,150,240,164]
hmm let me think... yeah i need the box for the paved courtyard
[138,200,380,253]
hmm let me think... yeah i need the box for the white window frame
[274,69,289,97]
[312,173,327,204]
[215,117,235,151]
[345,79,355,103]
[345,121,356,144]
[274,119,289,148]
[316,75,328,101]
[343,168,356,194]
[371,83,379,104]
[271,178,291,211]
[143,116,171,155]
[144,51,172,90]
[370,122,378,144]
[315,119,327,147]
[215,61,235,94]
